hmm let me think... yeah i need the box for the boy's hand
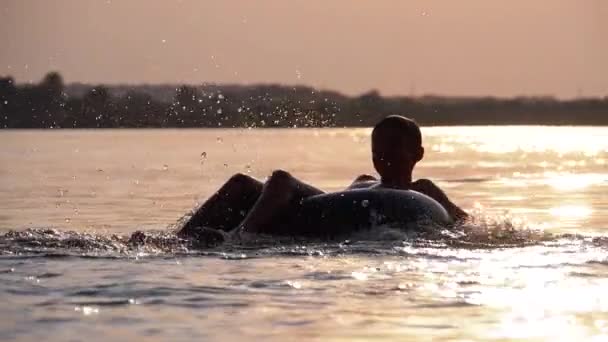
[411,179,468,222]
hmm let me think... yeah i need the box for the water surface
[1,127,608,341]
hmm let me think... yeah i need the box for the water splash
[0,213,592,261]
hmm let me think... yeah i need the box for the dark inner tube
[287,188,452,238]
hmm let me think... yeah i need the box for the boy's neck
[380,175,412,189]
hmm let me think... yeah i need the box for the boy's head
[371,115,424,183]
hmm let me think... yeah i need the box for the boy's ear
[417,146,425,162]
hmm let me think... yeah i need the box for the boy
[178,115,466,238]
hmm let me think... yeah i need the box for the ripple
[413,301,479,309]
[34,317,75,324]
[67,299,139,307]
[36,272,63,278]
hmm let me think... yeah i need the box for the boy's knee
[267,169,295,187]
[229,173,256,186]
[226,173,263,194]
[270,169,292,180]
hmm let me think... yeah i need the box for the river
[1,127,607,341]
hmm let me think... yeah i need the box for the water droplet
[217,94,225,100]
[361,200,369,208]
[216,137,223,143]
[65,217,71,223]
[162,164,169,171]
[286,280,302,289]
[161,39,167,43]
[216,108,223,114]
[75,306,99,315]
[25,275,39,283]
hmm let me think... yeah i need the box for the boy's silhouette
[179,115,466,238]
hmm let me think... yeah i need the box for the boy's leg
[178,173,264,236]
[237,170,323,234]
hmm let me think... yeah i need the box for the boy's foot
[128,230,147,246]
[189,227,226,248]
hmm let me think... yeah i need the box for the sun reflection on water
[425,126,608,157]
[549,205,593,219]
[457,245,608,340]
[543,173,606,191]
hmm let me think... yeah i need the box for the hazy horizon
[1,0,607,99]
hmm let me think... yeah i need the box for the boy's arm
[411,179,468,222]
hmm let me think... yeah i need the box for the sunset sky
[1,0,606,98]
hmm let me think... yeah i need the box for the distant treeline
[1,72,607,128]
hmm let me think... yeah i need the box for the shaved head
[371,115,424,185]
[372,115,422,150]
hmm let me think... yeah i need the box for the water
[1,127,608,341]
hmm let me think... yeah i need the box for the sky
[0,0,607,98]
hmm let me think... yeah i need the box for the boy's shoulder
[411,178,445,196]
[412,178,438,189]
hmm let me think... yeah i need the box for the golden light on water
[431,144,455,153]
[465,249,608,340]
[543,173,607,191]
[426,127,608,156]
[2,127,607,341]
[549,205,593,219]
[469,128,606,155]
